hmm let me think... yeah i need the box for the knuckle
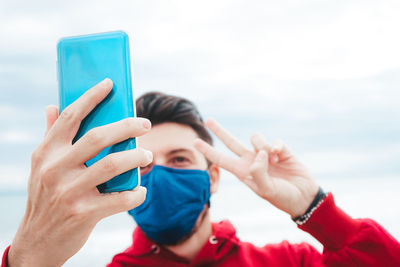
[39,164,58,188]
[84,87,99,102]
[31,141,52,163]
[31,147,44,166]
[102,156,118,173]
[59,108,75,122]
[67,203,87,221]
[249,164,258,175]
[122,117,135,129]
[125,118,146,135]
[84,129,103,146]
[86,87,97,98]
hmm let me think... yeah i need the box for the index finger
[205,118,250,156]
[48,78,113,142]
[250,133,271,153]
[194,138,239,174]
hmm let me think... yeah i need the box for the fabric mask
[128,165,211,245]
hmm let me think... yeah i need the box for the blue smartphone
[57,31,139,193]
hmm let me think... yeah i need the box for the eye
[170,156,191,167]
[174,157,187,163]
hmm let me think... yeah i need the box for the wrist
[8,241,61,267]
[298,193,361,250]
[8,244,31,267]
[292,187,327,225]
[287,184,319,218]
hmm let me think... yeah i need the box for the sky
[1,0,400,191]
[1,0,400,263]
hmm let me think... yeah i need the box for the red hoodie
[107,193,400,266]
[2,193,400,266]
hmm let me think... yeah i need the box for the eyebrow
[166,148,196,157]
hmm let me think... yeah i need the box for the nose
[140,154,166,175]
[140,163,153,176]
[140,155,163,175]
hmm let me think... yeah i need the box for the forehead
[139,122,200,153]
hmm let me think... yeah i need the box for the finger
[251,133,279,164]
[249,150,274,198]
[69,117,151,164]
[74,148,153,191]
[271,140,292,162]
[49,78,113,142]
[45,105,59,136]
[205,118,250,156]
[93,186,147,218]
[194,138,240,174]
[250,133,271,153]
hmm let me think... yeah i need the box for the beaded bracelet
[292,187,327,225]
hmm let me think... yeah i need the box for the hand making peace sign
[194,118,319,218]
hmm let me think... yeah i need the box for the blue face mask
[128,165,211,245]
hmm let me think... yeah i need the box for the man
[2,79,400,266]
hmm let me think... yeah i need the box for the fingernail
[142,119,151,130]
[140,186,147,194]
[145,150,153,161]
[101,78,113,87]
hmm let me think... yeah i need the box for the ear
[208,164,220,194]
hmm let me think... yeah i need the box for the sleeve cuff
[299,192,362,250]
[1,246,10,267]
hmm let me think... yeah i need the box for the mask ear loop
[205,169,212,208]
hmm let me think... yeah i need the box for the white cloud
[0,105,36,120]
[0,130,36,144]
[0,164,29,189]
[0,0,399,189]
[300,143,400,176]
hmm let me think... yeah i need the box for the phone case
[57,31,139,193]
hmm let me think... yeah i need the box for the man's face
[139,122,209,175]
[137,122,219,245]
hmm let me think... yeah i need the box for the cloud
[300,143,400,177]
[0,130,35,144]
[0,164,29,190]
[1,0,400,189]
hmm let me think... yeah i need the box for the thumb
[249,150,274,197]
[45,105,59,136]
[250,150,269,176]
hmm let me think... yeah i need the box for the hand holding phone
[8,79,152,267]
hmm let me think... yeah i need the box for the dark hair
[136,92,213,145]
